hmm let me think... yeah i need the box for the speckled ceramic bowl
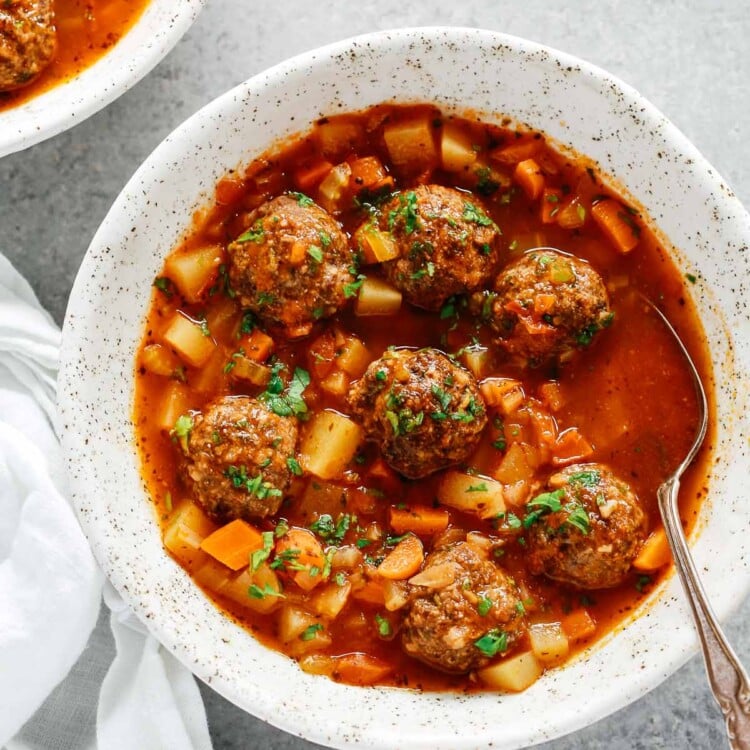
[0,0,204,158]
[59,27,750,750]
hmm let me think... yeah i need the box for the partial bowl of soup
[0,0,204,157]
[59,27,750,750]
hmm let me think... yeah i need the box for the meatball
[401,541,527,673]
[347,348,487,479]
[367,185,502,311]
[525,463,647,589]
[227,194,354,337]
[487,249,612,366]
[181,395,298,523]
[0,0,56,92]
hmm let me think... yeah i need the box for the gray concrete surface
[2,0,748,747]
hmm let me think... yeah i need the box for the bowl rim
[59,25,750,750]
[0,0,205,158]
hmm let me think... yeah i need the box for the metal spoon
[647,299,750,749]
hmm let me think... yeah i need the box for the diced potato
[436,471,505,519]
[331,545,363,570]
[193,558,231,593]
[461,346,491,379]
[480,378,525,415]
[440,122,478,172]
[162,312,216,367]
[230,355,271,386]
[279,604,320,643]
[314,118,364,159]
[223,563,283,614]
[356,226,401,264]
[350,578,385,606]
[493,443,534,484]
[141,344,181,377]
[156,381,191,432]
[204,296,239,340]
[190,346,227,394]
[290,628,333,657]
[382,579,410,611]
[300,410,363,479]
[336,336,371,377]
[298,653,335,677]
[633,527,672,571]
[317,162,352,212]
[354,277,402,316]
[297,480,349,520]
[477,651,543,692]
[529,622,570,665]
[163,502,218,567]
[164,245,224,303]
[312,580,352,619]
[383,116,438,174]
[319,368,350,397]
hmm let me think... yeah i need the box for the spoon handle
[659,476,750,749]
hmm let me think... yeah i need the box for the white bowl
[0,0,204,158]
[59,27,750,750]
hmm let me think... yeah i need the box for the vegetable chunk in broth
[133,104,712,692]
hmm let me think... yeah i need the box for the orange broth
[133,104,713,692]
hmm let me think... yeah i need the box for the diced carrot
[239,329,274,362]
[293,159,333,192]
[350,579,385,605]
[551,427,593,465]
[541,188,563,224]
[633,527,672,571]
[561,609,597,642]
[389,505,450,536]
[490,137,543,165]
[355,227,401,264]
[275,528,326,591]
[514,158,545,200]
[366,457,400,488]
[200,519,265,571]
[215,176,246,206]
[308,330,337,379]
[348,156,391,191]
[591,198,640,254]
[331,653,393,686]
[377,535,424,580]
[533,293,556,315]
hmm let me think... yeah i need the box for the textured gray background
[2,0,748,748]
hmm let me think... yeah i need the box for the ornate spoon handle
[659,476,750,750]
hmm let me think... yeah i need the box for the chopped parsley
[286,456,303,476]
[568,470,601,487]
[290,191,315,207]
[256,291,276,307]
[259,364,310,419]
[248,583,284,599]
[523,489,565,528]
[466,482,489,493]
[224,465,282,500]
[236,220,265,244]
[375,613,392,637]
[153,276,173,297]
[251,531,274,571]
[300,623,324,641]
[319,231,332,247]
[334,571,347,586]
[384,532,410,547]
[564,503,591,535]
[388,190,420,234]
[198,317,211,337]
[474,629,508,657]
[239,310,256,334]
[307,245,324,264]
[309,513,351,545]
[686,272,697,284]
[356,538,372,549]
[343,274,366,298]
[636,575,652,593]
[462,201,495,227]
[475,166,499,196]
[477,596,493,616]
[170,414,193,453]
[375,369,387,382]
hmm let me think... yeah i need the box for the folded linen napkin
[0,254,212,750]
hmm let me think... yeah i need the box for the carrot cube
[200,519,265,571]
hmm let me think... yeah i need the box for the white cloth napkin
[0,254,213,750]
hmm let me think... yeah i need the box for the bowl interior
[59,27,750,750]
[0,0,204,158]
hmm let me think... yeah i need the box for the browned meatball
[0,0,55,92]
[366,185,501,311]
[487,249,612,366]
[401,541,527,673]
[227,194,355,338]
[347,348,486,479]
[180,395,298,523]
[525,463,647,589]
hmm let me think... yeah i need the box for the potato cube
[440,122,478,172]
[156,381,191,432]
[300,410,363,479]
[436,471,505,519]
[383,116,438,174]
[164,245,224,303]
[163,502,217,567]
[355,277,402,316]
[477,651,543,692]
[162,313,216,367]
[529,622,570,665]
